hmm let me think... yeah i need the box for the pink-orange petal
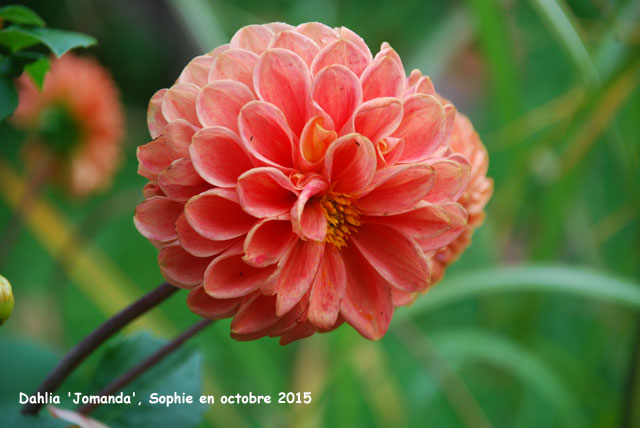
[176,213,236,257]
[312,64,362,133]
[230,24,275,54]
[307,245,346,329]
[416,203,468,252]
[231,293,279,335]
[148,89,168,139]
[424,155,471,204]
[136,137,174,181]
[368,203,451,239]
[291,178,329,241]
[310,39,370,77]
[134,196,183,242]
[323,133,376,194]
[161,83,200,126]
[190,126,254,187]
[157,158,210,202]
[237,167,299,218]
[353,97,403,144]
[158,243,211,288]
[209,49,259,91]
[196,80,254,132]
[164,119,196,158]
[360,55,405,101]
[187,286,241,319]
[295,22,339,47]
[275,240,324,316]
[269,30,320,67]
[185,188,256,240]
[243,219,296,267]
[178,55,215,87]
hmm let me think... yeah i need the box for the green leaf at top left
[1,26,96,57]
[0,5,45,27]
[0,76,18,120]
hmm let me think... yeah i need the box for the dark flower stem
[79,318,213,415]
[21,282,178,416]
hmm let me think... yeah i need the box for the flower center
[321,191,361,249]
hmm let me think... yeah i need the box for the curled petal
[148,89,168,139]
[291,178,329,241]
[231,293,279,335]
[176,213,236,257]
[393,94,447,163]
[178,55,215,87]
[187,286,240,319]
[237,167,298,218]
[185,188,256,240]
[269,30,320,66]
[298,115,337,168]
[190,126,254,187]
[353,97,403,144]
[311,39,370,77]
[295,22,339,47]
[275,240,324,316]
[143,182,163,198]
[355,164,434,215]
[340,244,393,340]
[324,133,376,194]
[162,83,200,126]
[196,80,254,132]
[209,49,259,91]
[423,155,471,204]
[308,245,346,329]
[254,48,312,135]
[157,158,209,202]
[313,65,362,133]
[230,24,275,54]
[417,203,468,252]
[243,219,296,267]
[164,119,196,158]
[352,223,430,292]
[137,137,173,180]
[361,55,404,101]
[158,243,211,288]
[239,101,295,169]
[134,197,183,242]
[204,244,277,299]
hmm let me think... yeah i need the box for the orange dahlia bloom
[12,53,124,197]
[134,22,491,344]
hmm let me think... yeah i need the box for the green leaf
[2,26,96,57]
[25,57,49,90]
[401,265,640,317]
[0,76,18,120]
[427,328,584,427]
[0,5,45,27]
[0,28,40,52]
[89,332,206,428]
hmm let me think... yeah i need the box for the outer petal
[209,49,259,91]
[187,286,241,319]
[185,188,256,240]
[323,133,376,194]
[278,321,318,345]
[355,164,434,215]
[353,97,403,144]
[423,155,471,204]
[133,197,183,242]
[148,89,168,139]
[239,100,295,169]
[308,245,346,329]
[269,30,320,67]
[162,83,200,126]
[178,55,215,87]
[230,293,279,335]
[254,48,312,135]
[164,119,196,158]
[360,55,404,101]
[243,219,296,267]
[190,126,254,187]
[237,167,298,218]
[266,22,294,34]
[158,243,211,288]
[367,203,451,239]
[291,178,329,241]
[310,39,370,77]
[275,240,324,316]
[230,24,275,54]
[340,244,393,340]
[417,203,468,252]
[176,213,236,257]
[312,65,362,133]
[336,26,373,61]
[351,223,430,292]
[295,22,339,47]
[393,94,447,163]
[204,244,277,299]
[196,80,254,132]
[157,158,209,202]
[137,137,173,180]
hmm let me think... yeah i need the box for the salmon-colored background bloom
[134,22,491,344]
[12,53,124,197]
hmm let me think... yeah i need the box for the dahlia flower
[135,22,491,344]
[12,53,124,197]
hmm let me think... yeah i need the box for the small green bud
[0,274,14,326]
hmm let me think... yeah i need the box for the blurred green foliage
[1,0,639,427]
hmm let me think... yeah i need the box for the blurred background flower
[0,1,639,428]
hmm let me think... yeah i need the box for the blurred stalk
[166,0,227,53]
[79,318,213,415]
[21,282,178,416]
[395,321,493,428]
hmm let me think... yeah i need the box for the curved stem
[79,318,213,415]
[21,282,178,416]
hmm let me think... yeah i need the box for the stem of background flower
[79,318,213,415]
[21,281,178,416]
[0,153,53,268]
